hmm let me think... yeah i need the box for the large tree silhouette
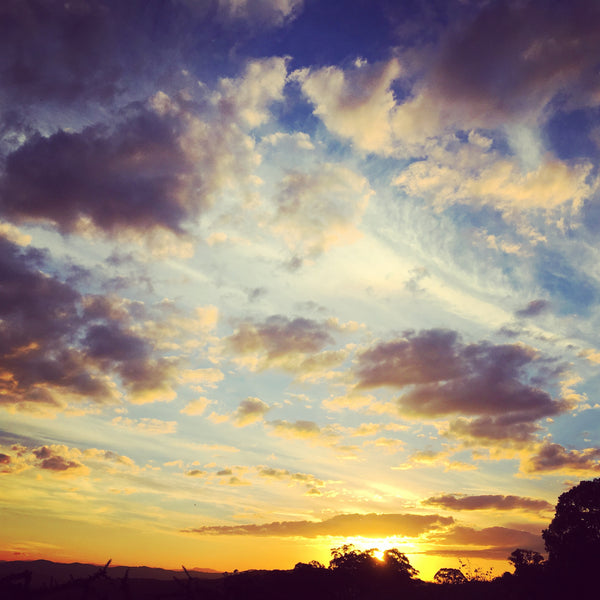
[542,478,600,577]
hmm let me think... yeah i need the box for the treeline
[2,478,598,600]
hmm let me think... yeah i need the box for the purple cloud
[355,329,568,444]
[0,236,179,412]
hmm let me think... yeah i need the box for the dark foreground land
[0,558,594,600]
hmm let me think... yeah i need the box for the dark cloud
[0,452,11,464]
[231,397,270,426]
[187,469,206,477]
[32,445,83,471]
[184,512,453,537]
[446,417,542,445]
[515,299,550,318]
[356,329,464,388]
[430,0,600,120]
[0,0,299,124]
[39,455,83,471]
[521,442,600,474]
[423,493,552,512]
[355,329,567,444]
[32,446,52,460]
[0,236,179,412]
[0,107,203,236]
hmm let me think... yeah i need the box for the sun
[334,536,421,559]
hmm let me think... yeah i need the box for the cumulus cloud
[0,1,297,126]
[0,105,200,237]
[0,80,273,244]
[428,0,600,122]
[232,397,270,426]
[217,57,288,128]
[520,442,600,474]
[294,59,402,154]
[225,315,349,379]
[32,445,86,474]
[184,512,453,537]
[355,329,568,445]
[422,493,552,512]
[180,397,214,416]
[0,236,182,413]
[1,441,141,479]
[228,315,334,358]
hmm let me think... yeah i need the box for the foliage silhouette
[433,568,467,585]
[542,477,600,580]
[507,548,544,577]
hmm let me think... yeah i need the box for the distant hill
[0,559,223,586]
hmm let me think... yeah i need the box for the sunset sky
[2,0,600,582]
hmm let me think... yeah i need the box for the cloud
[392,141,594,214]
[0,1,297,128]
[0,104,201,237]
[428,0,600,122]
[268,419,328,441]
[422,494,552,512]
[272,163,373,258]
[515,299,551,318]
[179,368,224,390]
[217,56,288,128]
[232,397,270,426]
[0,236,196,413]
[520,442,600,474]
[294,59,402,154]
[215,0,304,27]
[0,54,289,250]
[32,445,86,474]
[393,449,477,473]
[257,467,324,490]
[184,512,453,537]
[226,315,350,379]
[355,329,568,445]
[180,397,214,416]
[112,417,177,435]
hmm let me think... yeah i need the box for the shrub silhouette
[507,548,544,577]
[433,567,467,584]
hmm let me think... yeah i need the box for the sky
[1,0,600,582]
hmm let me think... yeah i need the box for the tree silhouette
[507,548,544,576]
[329,544,378,574]
[379,548,418,580]
[542,477,600,577]
[433,568,466,585]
